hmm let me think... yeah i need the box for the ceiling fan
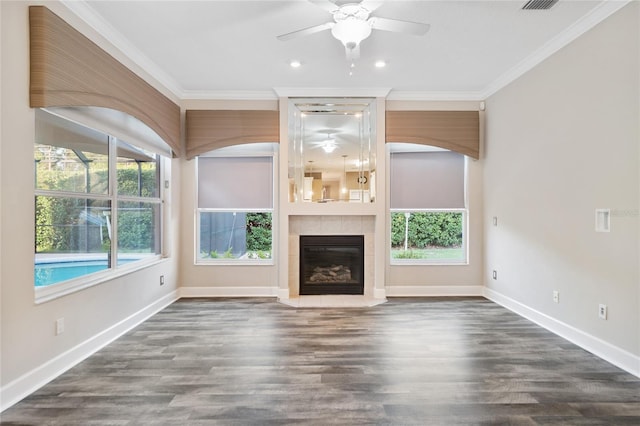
[277,0,430,61]
[308,132,339,153]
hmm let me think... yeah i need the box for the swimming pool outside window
[34,109,164,293]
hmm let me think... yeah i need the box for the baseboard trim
[484,288,640,378]
[0,290,179,413]
[179,286,279,298]
[385,285,484,297]
[373,288,387,299]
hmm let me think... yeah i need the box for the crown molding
[182,89,486,102]
[181,90,279,101]
[273,87,392,98]
[480,0,632,99]
[386,90,485,102]
[60,0,184,100]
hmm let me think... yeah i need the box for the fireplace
[299,235,364,295]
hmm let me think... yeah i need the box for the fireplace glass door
[299,235,364,295]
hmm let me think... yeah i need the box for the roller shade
[29,6,181,156]
[386,111,479,159]
[198,157,273,209]
[390,151,465,209]
[186,110,279,159]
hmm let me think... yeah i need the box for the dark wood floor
[2,297,639,425]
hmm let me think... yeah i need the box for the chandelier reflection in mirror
[288,98,376,203]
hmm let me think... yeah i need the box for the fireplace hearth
[299,235,364,295]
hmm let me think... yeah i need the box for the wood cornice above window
[386,111,480,159]
[185,110,280,159]
[29,6,181,157]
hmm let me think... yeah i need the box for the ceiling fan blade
[308,0,340,13]
[369,17,430,36]
[277,22,334,41]
[358,0,384,12]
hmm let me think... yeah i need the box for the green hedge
[117,208,154,251]
[391,212,462,249]
[36,165,157,253]
[246,212,272,251]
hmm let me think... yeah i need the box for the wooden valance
[385,111,480,159]
[185,110,279,159]
[29,6,181,156]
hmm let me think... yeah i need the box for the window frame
[34,116,167,303]
[388,144,469,266]
[194,146,277,266]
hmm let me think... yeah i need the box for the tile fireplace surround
[283,215,385,308]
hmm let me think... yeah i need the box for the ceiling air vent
[522,0,558,10]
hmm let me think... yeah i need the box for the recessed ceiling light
[375,60,387,68]
[290,60,302,68]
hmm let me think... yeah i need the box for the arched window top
[29,6,181,156]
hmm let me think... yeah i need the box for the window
[196,146,275,263]
[389,147,467,264]
[34,109,164,293]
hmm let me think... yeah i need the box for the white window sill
[194,259,274,266]
[390,260,469,266]
[35,255,166,304]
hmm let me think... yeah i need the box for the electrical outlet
[553,291,559,303]
[160,275,165,286]
[599,304,607,320]
[55,318,64,335]
[492,270,497,280]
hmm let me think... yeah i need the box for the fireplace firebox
[299,235,364,295]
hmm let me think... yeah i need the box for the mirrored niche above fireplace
[288,98,377,204]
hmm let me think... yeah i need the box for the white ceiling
[68,0,628,100]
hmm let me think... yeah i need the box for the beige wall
[178,99,280,292]
[385,101,485,292]
[484,3,639,356]
[178,156,279,290]
[0,0,181,403]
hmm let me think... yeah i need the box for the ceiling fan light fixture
[331,18,372,50]
[322,139,337,153]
